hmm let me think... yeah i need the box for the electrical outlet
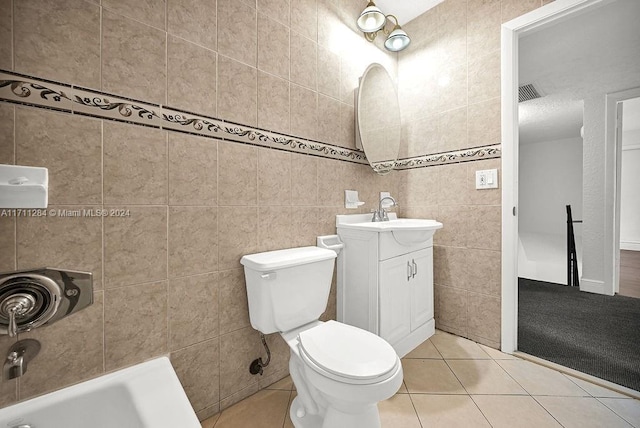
[476,169,498,189]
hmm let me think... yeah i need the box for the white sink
[336,214,443,245]
[0,357,200,428]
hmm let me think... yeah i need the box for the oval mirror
[356,63,401,175]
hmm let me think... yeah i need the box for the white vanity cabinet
[336,214,441,358]
[379,247,434,346]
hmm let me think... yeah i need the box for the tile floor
[201,330,640,428]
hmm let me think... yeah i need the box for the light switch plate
[476,169,498,189]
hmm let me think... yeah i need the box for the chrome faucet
[3,339,40,380]
[5,351,24,379]
[372,196,397,222]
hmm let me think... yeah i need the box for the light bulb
[366,15,376,28]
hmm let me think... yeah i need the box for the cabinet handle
[407,261,412,281]
[412,260,417,278]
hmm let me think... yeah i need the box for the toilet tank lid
[241,246,336,271]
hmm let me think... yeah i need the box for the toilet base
[289,396,322,428]
[289,396,381,428]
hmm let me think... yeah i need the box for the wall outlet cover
[476,169,499,189]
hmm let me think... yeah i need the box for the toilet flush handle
[260,272,276,280]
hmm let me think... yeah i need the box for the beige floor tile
[472,395,561,428]
[283,391,296,428]
[378,394,421,428]
[266,375,294,391]
[535,396,633,428]
[192,328,640,428]
[496,360,589,396]
[201,413,220,428]
[197,404,220,425]
[598,398,640,428]
[479,343,518,360]
[403,359,466,394]
[565,375,630,398]
[405,339,443,359]
[215,389,291,428]
[412,394,491,428]
[431,331,491,359]
[447,360,526,395]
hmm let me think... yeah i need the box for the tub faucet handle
[7,306,18,338]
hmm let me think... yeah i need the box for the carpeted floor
[518,278,640,392]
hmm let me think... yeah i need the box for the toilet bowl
[241,246,403,428]
[285,320,402,428]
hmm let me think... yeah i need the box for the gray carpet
[518,278,640,392]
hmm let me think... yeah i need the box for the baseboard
[620,241,640,251]
[580,278,610,295]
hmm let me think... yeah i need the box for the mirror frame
[356,63,401,175]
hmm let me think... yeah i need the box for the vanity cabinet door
[379,255,412,345]
[409,247,434,331]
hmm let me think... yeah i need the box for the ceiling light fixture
[357,2,411,52]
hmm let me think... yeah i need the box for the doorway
[618,96,640,299]
[501,0,640,390]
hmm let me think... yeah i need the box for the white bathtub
[0,357,201,428]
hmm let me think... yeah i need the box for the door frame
[500,0,612,353]
[611,89,640,295]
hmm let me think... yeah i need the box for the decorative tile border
[0,69,500,169]
[0,70,368,165]
[371,161,396,175]
[71,86,163,128]
[394,145,502,170]
[0,73,73,112]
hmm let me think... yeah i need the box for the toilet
[241,246,403,428]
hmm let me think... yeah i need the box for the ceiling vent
[518,83,543,103]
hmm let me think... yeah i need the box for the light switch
[476,169,498,189]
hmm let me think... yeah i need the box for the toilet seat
[298,321,399,385]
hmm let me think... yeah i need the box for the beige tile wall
[3,0,395,148]
[0,105,400,417]
[0,0,400,419]
[396,0,549,347]
[0,0,553,419]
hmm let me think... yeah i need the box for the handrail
[566,205,581,287]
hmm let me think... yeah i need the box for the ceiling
[375,0,444,25]
[518,0,640,144]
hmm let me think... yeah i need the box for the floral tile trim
[0,69,501,169]
[394,145,502,169]
[0,70,367,164]
[0,71,73,112]
[160,107,225,137]
[71,86,163,128]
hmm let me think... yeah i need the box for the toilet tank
[240,247,337,334]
